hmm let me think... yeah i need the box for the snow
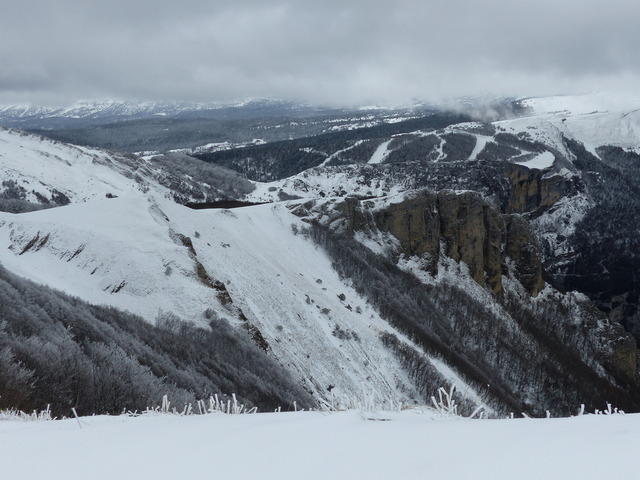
[0,128,167,203]
[532,192,591,257]
[441,123,495,161]
[521,92,640,116]
[1,410,638,480]
[397,251,514,324]
[1,98,628,420]
[506,94,640,152]
[368,139,393,164]
[0,194,451,405]
[0,99,246,121]
[248,165,406,202]
[515,151,555,170]
[2,128,476,406]
[494,117,571,156]
[428,357,487,407]
[353,230,399,257]
[319,140,364,166]
[558,110,640,151]
[468,133,492,160]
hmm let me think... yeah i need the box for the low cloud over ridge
[2,0,639,105]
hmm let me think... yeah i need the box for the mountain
[1,93,640,417]
[0,99,318,127]
[0,99,430,154]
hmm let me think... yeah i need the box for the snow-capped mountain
[0,98,339,131]
[0,98,296,121]
[0,100,209,124]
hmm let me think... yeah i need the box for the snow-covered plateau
[1,410,637,480]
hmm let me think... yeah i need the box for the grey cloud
[1,0,639,105]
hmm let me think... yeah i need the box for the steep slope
[0,128,155,206]
[0,192,491,410]
[292,191,638,414]
[500,96,640,337]
[0,263,308,416]
[0,128,254,212]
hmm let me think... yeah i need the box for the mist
[2,0,639,106]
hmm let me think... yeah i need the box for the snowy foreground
[1,410,637,479]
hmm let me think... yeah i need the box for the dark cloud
[1,0,639,105]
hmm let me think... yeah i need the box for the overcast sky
[1,0,639,106]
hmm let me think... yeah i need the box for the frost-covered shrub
[0,264,311,416]
[150,153,255,200]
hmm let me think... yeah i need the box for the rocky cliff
[322,190,545,296]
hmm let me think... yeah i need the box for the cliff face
[310,160,580,299]
[337,191,545,296]
[503,164,577,215]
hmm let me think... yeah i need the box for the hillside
[2,98,640,417]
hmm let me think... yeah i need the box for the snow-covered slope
[514,93,640,151]
[0,128,163,204]
[0,193,484,407]
[521,92,640,116]
[0,127,492,408]
[0,128,255,208]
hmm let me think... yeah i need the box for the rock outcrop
[332,190,545,296]
[503,163,579,215]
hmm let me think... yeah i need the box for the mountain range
[1,93,639,417]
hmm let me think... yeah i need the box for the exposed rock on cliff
[306,190,545,296]
[504,163,579,215]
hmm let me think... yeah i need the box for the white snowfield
[1,411,638,480]
[521,92,640,116]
